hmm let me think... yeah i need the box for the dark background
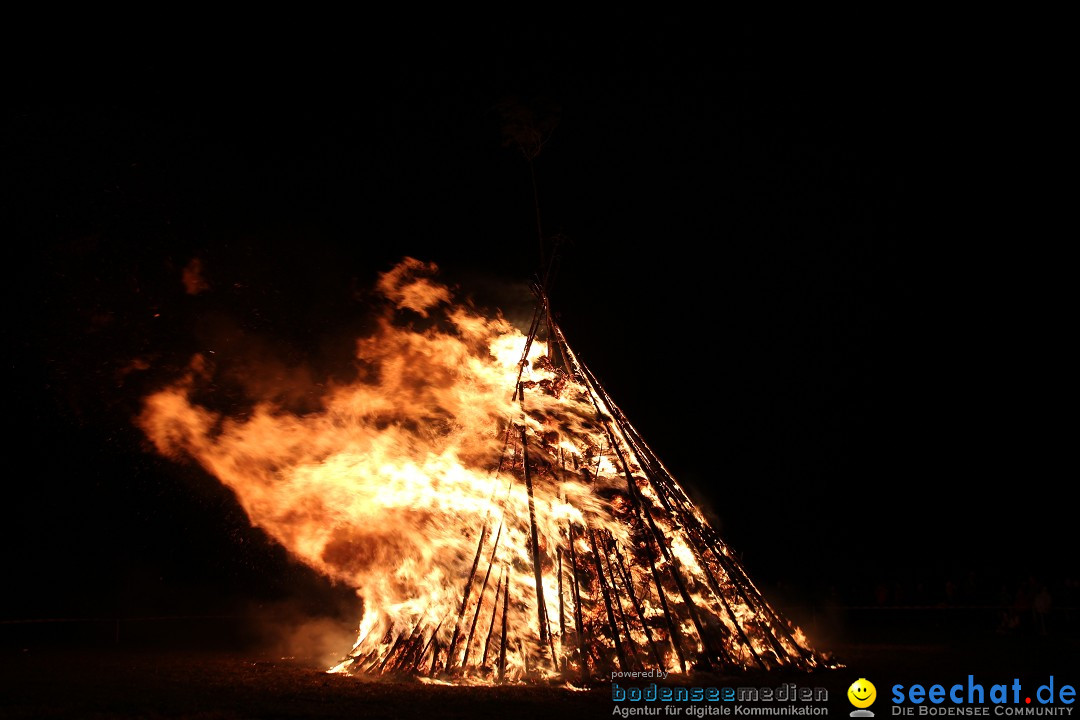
[4,18,1072,646]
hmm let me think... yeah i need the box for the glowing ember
[138,258,830,683]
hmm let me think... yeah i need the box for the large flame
[138,258,827,683]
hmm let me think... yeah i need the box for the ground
[2,626,1075,719]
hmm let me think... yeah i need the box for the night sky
[5,20,1071,629]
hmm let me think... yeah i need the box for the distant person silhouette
[1033,585,1052,635]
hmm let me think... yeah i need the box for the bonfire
[138,257,831,684]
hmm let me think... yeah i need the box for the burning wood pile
[138,258,830,684]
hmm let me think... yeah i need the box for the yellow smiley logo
[848,679,877,708]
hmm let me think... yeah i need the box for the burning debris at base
[137,258,834,684]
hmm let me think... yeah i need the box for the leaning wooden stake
[462,523,503,669]
[587,524,627,670]
[415,619,444,674]
[557,547,565,642]
[386,614,427,673]
[482,568,505,667]
[607,533,665,669]
[512,302,543,400]
[519,425,551,651]
[642,531,689,673]
[498,575,510,682]
[377,629,409,674]
[445,522,489,670]
[429,639,441,676]
[566,521,588,669]
[599,531,643,669]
